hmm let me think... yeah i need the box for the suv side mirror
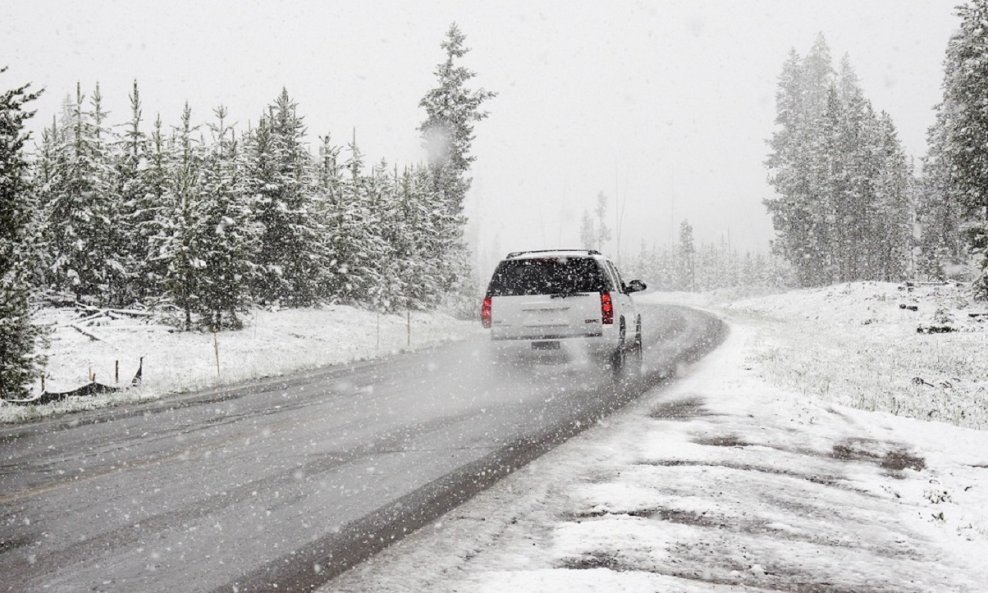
[626,279,647,293]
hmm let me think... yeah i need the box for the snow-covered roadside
[728,282,988,429]
[0,306,477,424]
[321,315,988,593]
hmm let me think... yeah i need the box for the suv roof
[505,249,602,260]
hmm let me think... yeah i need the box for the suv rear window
[487,257,610,296]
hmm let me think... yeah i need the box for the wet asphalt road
[0,304,724,593]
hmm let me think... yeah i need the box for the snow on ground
[727,282,988,429]
[321,289,988,593]
[0,306,477,423]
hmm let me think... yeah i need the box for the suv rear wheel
[629,316,644,377]
[609,318,627,377]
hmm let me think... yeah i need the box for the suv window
[487,257,610,296]
[606,262,626,293]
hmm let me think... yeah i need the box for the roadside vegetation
[0,24,494,401]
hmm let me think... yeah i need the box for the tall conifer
[0,70,46,399]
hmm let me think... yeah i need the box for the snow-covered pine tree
[242,116,276,302]
[44,83,113,302]
[741,252,757,287]
[677,220,696,292]
[0,70,47,399]
[799,41,836,287]
[927,0,988,298]
[404,164,447,308]
[579,211,595,250]
[312,133,343,301]
[695,242,716,291]
[89,83,130,306]
[594,192,611,251]
[919,117,965,279]
[871,113,913,281]
[196,106,258,329]
[159,103,202,330]
[419,23,495,213]
[143,114,173,300]
[767,38,912,287]
[419,23,495,299]
[831,63,864,282]
[115,80,155,304]
[657,244,676,290]
[366,159,408,312]
[329,137,385,304]
[250,89,321,306]
[30,116,59,290]
[765,47,826,287]
[397,164,441,311]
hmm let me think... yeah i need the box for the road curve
[0,304,724,593]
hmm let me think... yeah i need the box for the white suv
[481,249,647,372]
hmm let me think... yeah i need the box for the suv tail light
[481,296,492,328]
[600,291,614,325]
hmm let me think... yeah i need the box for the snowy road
[321,314,988,593]
[0,304,723,593]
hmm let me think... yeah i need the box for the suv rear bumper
[490,330,603,341]
[489,335,622,362]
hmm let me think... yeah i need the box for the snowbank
[0,306,477,423]
[726,281,988,428]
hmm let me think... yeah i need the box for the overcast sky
[1,0,960,275]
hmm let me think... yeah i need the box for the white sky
[0,0,959,275]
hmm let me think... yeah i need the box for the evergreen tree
[872,113,913,281]
[579,211,595,250]
[594,192,611,251]
[920,86,967,280]
[250,89,321,306]
[393,166,427,309]
[45,83,112,301]
[367,159,407,311]
[677,220,696,292]
[159,103,202,330]
[766,38,913,287]
[312,133,343,301]
[143,114,173,299]
[419,23,496,213]
[115,80,155,303]
[329,137,385,304]
[30,116,59,290]
[926,0,988,298]
[419,23,495,296]
[89,83,129,306]
[0,70,46,399]
[404,164,448,308]
[196,106,258,328]
[765,46,826,286]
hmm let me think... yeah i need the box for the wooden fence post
[213,327,221,378]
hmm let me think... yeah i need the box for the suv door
[606,260,636,338]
